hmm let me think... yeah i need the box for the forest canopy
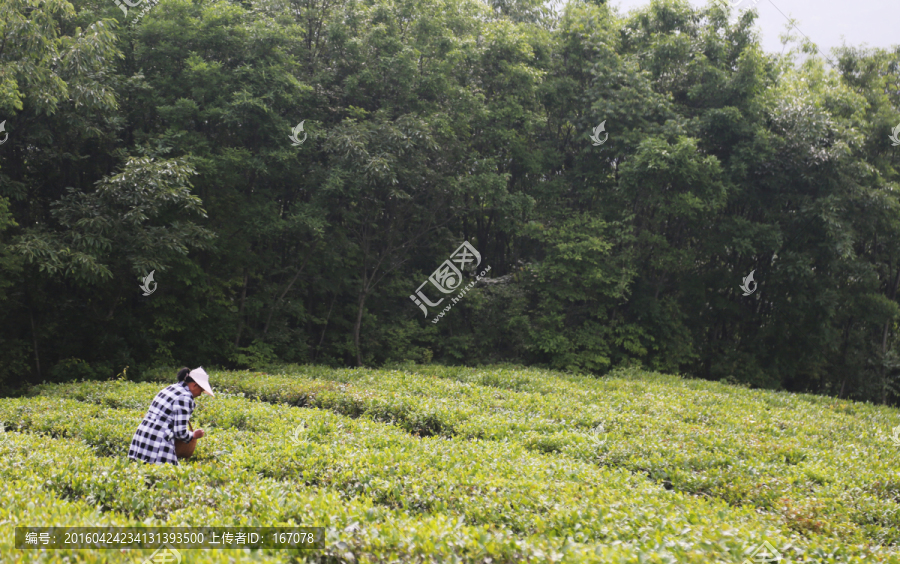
[1,0,899,403]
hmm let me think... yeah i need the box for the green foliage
[5,367,899,561]
[35,365,900,547]
[0,0,900,407]
[520,214,637,373]
[230,340,279,370]
[13,157,214,285]
[49,358,99,383]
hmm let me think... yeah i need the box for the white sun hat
[188,367,215,397]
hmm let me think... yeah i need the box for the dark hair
[177,367,195,384]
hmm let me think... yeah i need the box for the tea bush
[175,366,900,546]
[1,395,837,561]
[12,365,900,562]
[1,427,606,563]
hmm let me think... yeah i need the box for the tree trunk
[106,281,124,320]
[838,318,853,399]
[882,320,891,404]
[263,241,317,335]
[234,270,249,347]
[314,293,336,363]
[29,307,41,380]
[880,264,900,403]
[353,292,367,366]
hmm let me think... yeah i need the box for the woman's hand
[192,429,205,439]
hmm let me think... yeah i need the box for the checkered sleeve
[172,394,194,443]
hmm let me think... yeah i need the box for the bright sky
[607,0,899,59]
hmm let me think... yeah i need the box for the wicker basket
[175,422,197,459]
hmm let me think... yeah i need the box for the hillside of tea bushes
[3,365,900,563]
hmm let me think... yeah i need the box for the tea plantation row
[4,365,898,562]
[1,414,601,563]
[114,365,900,546]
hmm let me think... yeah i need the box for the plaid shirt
[128,381,195,465]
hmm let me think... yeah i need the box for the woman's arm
[172,396,195,442]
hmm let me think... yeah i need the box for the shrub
[49,358,97,382]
